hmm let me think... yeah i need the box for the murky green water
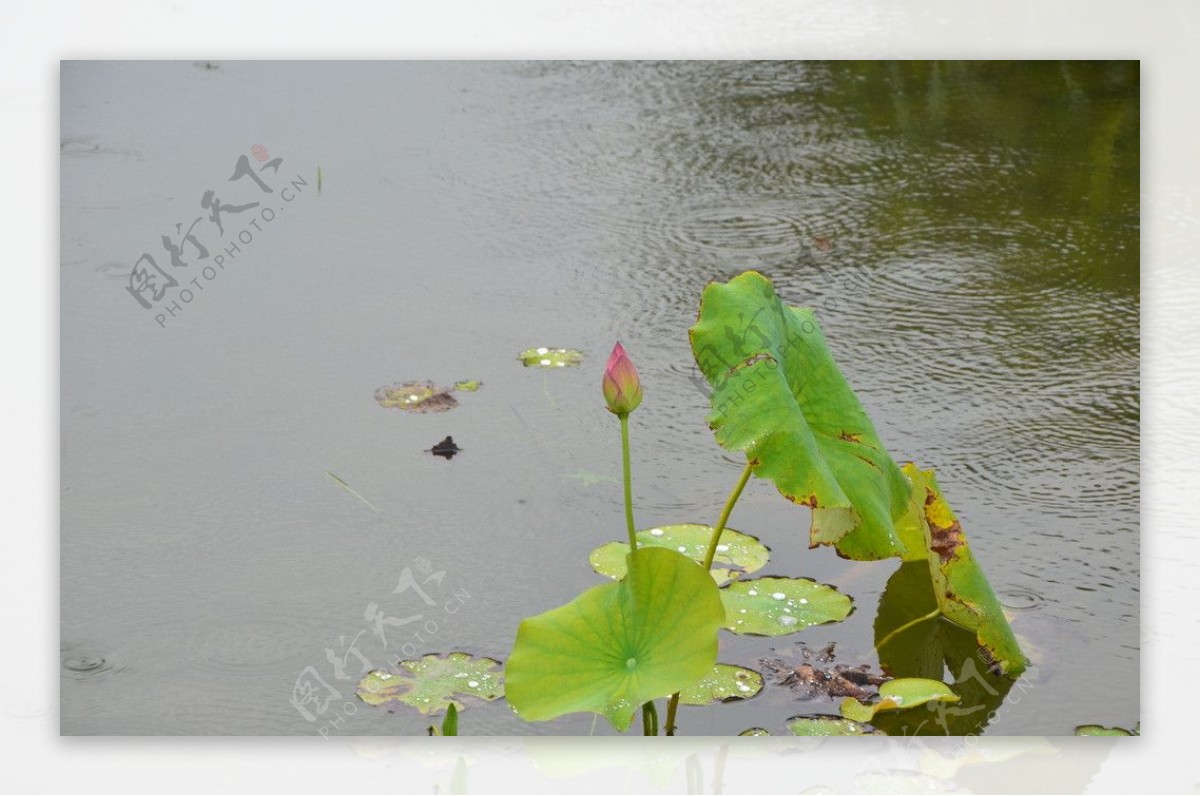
[60,61,1138,735]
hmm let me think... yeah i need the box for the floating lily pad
[505,547,724,732]
[589,524,769,586]
[786,716,881,736]
[375,381,459,413]
[739,727,771,736]
[454,379,483,392]
[357,652,503,715]
[1074,724,1137,736]
[720,577,852,636]
[839,677,959,723]
[519,347,584,368]
[678,663,764,706]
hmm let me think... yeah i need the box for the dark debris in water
[429,436,461,460]
[760,642,888,701]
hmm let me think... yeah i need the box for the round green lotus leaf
[357,652,503,714]
[738,727,771,736]
[505,547,725,733]
[453,379,483,392]
[375,381,459,413]
[786,715,881,736]
[720,577,852,636]
[1074,724,1135,736]
[839,677,959,723]
[678,663,764,706]
[589,525,770,586]
[519,347,584,368]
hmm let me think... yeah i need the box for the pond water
[60,61,1138,736]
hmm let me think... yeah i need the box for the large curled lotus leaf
[356,652,503,714]
[504,547,724,732]
[873,561,1014,736]
[839,677,960,723]
[588,524,770,586]
[720,576,852,636]
[898,463,1027,677]
[678,663,764,706]
[689,270,911,560]
[786,715,881,736]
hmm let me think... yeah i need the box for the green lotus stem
[664,692,680,736]
[874,607,943,651]
[642,699,658,736]
[665,460,757,736]
[619,412,637,553]
[702,461,755,570]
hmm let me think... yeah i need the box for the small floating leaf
[839,677,959,723]
[589,524,769,586]
[678,664,764,706]
[375,381,459,413]
[518,347,583,368]
[505,547,724,732]
[453,379,483,392]
[786,715,880,736]
[720,577,852,636]
[1074,724,1136,736]
[739,727,771,736]
[357,652,503,715]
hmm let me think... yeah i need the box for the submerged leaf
[588,524,769,586]
[678,663,764,705]
[357,652,503,715]
[895,463,1027,676]
[518,347,584,368]
[689,271,911,560]
[786,715,880,736]
[839,677,959,723]
[720,576,852,636]
[505,547,724,732]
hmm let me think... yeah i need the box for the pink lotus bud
[602,342,643,415]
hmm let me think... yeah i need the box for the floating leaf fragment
[375,381,459,413]
[589,524,769,586]
[357,652,503,715]
[720,576,852,636]
[739,727,771,736]
[1074,724,1137,736]
[786,715,881,736]
[453,379,483,392]
[678,663,764,705]
[839,677,959,723]
[519,347,583,368]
